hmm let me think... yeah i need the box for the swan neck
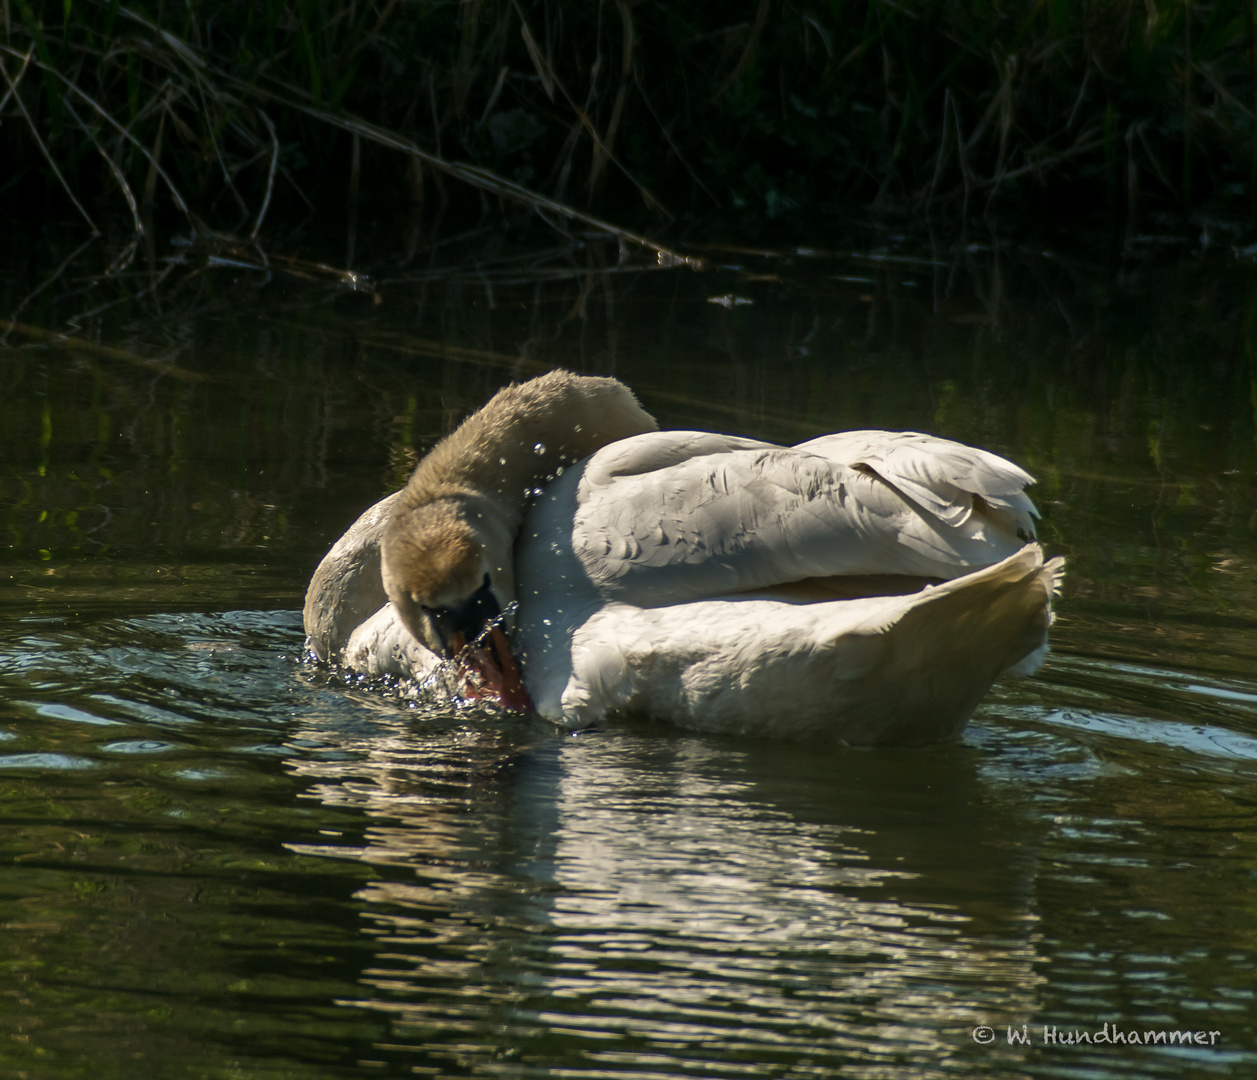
[401,372,657,529]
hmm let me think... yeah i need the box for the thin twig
[102,237,140,278]
[0,38,30,113]
[952,90,972,218]
[517,12,556,100]
[711,0,773,103]
[632,62,718,203]
[141,105,166,211]
[588,0,634,197]
[926,87,953,207]
[195,79,251,221]
[0,49,101,234]
[63,95,144,234]
[346,0,400,66]
[476,64,510,127]
[974,125,1106,191]
[1195,60,1255,122]
[1135,120,1176,193]
[251,109,280,238]
[1067,65,1092,129]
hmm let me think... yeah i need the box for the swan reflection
[285,714,1044,1075]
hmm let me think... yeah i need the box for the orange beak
[455,625,534,713]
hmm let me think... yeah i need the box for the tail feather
[813,544,1063,745]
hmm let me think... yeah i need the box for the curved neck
[397,371,658,535]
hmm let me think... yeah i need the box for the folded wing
[519,429,1040,611]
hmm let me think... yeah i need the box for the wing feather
[798,430,1039,540]
[518,429,1039,612]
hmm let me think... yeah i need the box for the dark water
[2,225,1256,1079]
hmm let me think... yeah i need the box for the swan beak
[456,625,535,713]
[416,574,533,712]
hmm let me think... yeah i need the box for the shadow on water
[0,221,1256,1078]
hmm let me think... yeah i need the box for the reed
[2,0,1253,237]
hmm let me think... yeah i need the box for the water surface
[1,225,1255,1078]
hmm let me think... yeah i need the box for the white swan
[304,370,1063,745]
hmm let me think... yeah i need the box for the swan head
[380,499,531,710]
[381,507,490,651]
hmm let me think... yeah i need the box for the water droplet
[499,456,507,466]
[573,424,582,433]
[555,465,564,477]
[533,442,546,455]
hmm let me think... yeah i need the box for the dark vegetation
[3,0,1256,246]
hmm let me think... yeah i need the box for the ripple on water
[99,739,181,754]
[1,608,1256,1079]
[24,701,124,726]
[0,751,98,770]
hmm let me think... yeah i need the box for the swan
[303,370,1063,745]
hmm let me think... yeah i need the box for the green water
[1,227,1256,1079]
